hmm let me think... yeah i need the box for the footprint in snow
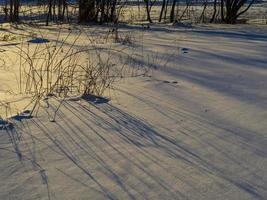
[162,80,178,85]
[181,48,189,54]
[163,80,170,83]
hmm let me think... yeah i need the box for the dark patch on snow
[163,80,170,83]
[11,110,32,121]
[181,48,189,54]
[28,38,50,44]
[235,182,264,199]
[39,169,48,185]
[82,94,110,104]
[173,22,193,28]
[0,119,13,130]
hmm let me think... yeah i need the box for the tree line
[1,0,258,24]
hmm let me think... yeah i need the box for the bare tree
[46,0,52,25]
[210,0,218,23]
[199,0,208,22]
[4,0,8,21]
[78,0,120,23]
[221,0,256,24]
[58,0,67,21]
[9,0,20,22]
[170,0,177,22]
[159,0,166,22]
[78,0,96,23]
[144,0,157,23]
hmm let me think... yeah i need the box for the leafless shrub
[0,23,156,122]
[116,31,136,45]
[9,27,134,119]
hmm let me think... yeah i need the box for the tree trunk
[170,0,177,23]
[46,0,52,26]
[210,0,217,23]
[145,0,153,23]
[79,0,95,23]
[221,0,255,24]
[159,0,166,22]
[9,0,19,22]
[221,0,225,22]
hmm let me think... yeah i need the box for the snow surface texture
[0,23,267,199]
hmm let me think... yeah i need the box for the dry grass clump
[0,24,152,121]
[0,33,18,41]
[12,28,123,117]
[115,31,136,45]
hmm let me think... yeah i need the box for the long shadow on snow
[56,101,186,199]
[190,29,267,42]
[70,99,266,199]
[3,97,266,199]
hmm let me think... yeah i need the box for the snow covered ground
[0,23,267,199]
